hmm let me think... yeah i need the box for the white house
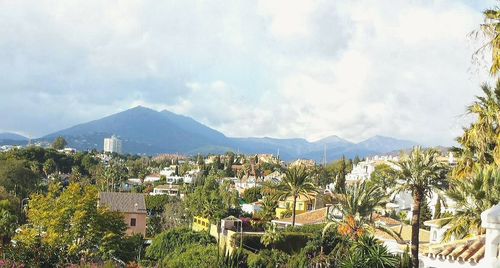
[151,184,181,197]
[144,174,161,183]
[420,203,500,268]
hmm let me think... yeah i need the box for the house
[272,207,330,227]
[241,201,263,215]
[424,218,452,245]
[420,202,500,268]
[151,184,181,197]
[275,193,325,219]
[98,192,147,236]
[144,174,161,183]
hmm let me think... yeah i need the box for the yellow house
[275,194,324,219]
[192,216,211,232]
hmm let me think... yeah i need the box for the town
[1,0,500,268]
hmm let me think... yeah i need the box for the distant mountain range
[3,106,419,161]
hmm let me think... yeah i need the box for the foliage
[392,146,448,268]
[0,158,40,198]
[368,163,397,190]
[145,227,215,260]
[247,249,289,268]
[274,166,317,226]
[444,166,500,240]
[255,196,277,222]
[335,180,389,220]
[163,199,190,229]
[242,186,262,203]
[145,194,172,215]
[473,7,500,75]
[453,81,500,178]
[52,136,68,150]
[162,244,219,268]
[11,183,134,266]
[260,224,284,248]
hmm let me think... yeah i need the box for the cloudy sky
[0,0,496,146]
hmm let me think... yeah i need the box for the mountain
[0,132,28,141]
[42,106,232,154]
[39,106,419,160]
[354,135,418,153]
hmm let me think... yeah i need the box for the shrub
[145,228,215,260]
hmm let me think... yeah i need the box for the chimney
[481,203,500,267]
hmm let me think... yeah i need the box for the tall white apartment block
[103,135,122,154]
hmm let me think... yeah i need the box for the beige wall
[123,213,147,236]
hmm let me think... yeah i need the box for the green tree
[275,166,317,227]
[453,81,500,178]
[51,136,67,150]
[242,186,262,203]
[335,156,348,193]
[335,181,389,220]
[474,6,500,75]
[0,201,17,256]
[0,158,39,198]
[443,166,500,240]
[260,224,284,249]
[43,158,57,177]
[12,183,130,265]
[146,227,215,261]
[392,147,448,268]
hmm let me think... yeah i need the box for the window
[130,218,136,227]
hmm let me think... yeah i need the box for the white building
[104,135,122,154]
[346,155,399,182]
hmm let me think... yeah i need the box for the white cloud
[0,0,493,146]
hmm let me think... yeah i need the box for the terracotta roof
[99,192,147,214]
[424,236,485,264]
[374,225,430,244]
[273,207,328,225]
[371,213,401,226]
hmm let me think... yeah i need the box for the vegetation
[392,147,448,268]
[274,166,317,226]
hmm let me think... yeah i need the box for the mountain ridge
[19,106,419,161]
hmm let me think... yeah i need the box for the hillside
[38,106,419,160]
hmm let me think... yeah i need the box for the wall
[123,212,147,236]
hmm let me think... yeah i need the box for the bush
[242,187,262,203]
[145,228,215,260]
[235,232,313,254]
[162,244,218,268]
[247,249,289,268]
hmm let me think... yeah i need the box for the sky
[0,0,497,146]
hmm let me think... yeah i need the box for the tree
[145,228,215,261]
[275,166,317,227]
[0,201,17,256]
[51,136,67,150]
[242,186,262,203]
[335,156,347,193]
[260,224,284,249]
[335,181,389,220]
[453,81,500,178]
[12,183,131,266]
[43,158,57,177]
[443,166,500,240]
[392,147,448,268]
[473,6,500,75]
[368,163,397,190]
[0,158,39,198]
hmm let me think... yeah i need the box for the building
[275,193,325,219]
[103,135,122,154]
[420,202,500,268]
[272,207,330,227]
[98,192,147,236]
[346,155,399,182]
[151,184,181,197]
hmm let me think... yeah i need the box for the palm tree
[442,166,500,240]
[260,224,284,249]
[275,166,317,227]
[473,6,500,75]
[335,180,389,220]
[393,146,448,268]
[453,81,500,178]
